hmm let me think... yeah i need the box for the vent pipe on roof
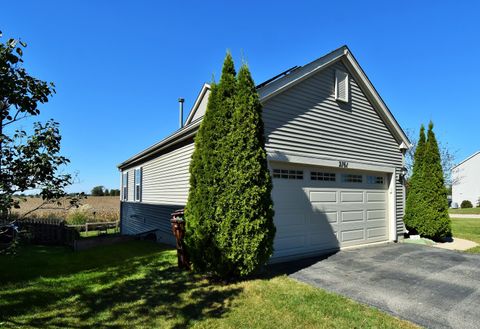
[178,98,184,128]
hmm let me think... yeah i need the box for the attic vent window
[335,70,349,103]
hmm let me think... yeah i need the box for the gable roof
[118,46,410,169]
[453,151,480,169]
[184,83,211,126]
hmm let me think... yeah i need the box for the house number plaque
[339,161,348,168]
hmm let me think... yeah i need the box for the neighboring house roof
[118,45,410,170]
[452,151,480,169]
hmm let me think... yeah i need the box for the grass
[449,207,480,215]
[451,217,480,253]
[0,241,418,329]
[79,227,120,238]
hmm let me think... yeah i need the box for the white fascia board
[184,83,211,125]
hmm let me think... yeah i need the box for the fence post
[85,222,88,234]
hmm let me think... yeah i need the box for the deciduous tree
[0,33,81,219]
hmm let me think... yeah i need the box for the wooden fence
[16,218,79,246]
[66,221,119,235]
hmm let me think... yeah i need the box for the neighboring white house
[117,46,411,262]
[452,151,480,207]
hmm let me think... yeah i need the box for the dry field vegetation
[13,196,120,223]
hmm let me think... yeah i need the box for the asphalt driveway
[289,243,480,329]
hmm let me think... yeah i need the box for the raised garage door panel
[271,165,389,259]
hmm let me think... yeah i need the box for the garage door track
[290,243,480,329]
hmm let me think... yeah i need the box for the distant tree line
[91,186,120,196]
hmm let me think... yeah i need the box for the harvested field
[12,196,120,223]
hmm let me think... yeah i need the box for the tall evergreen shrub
[185,54,276,278]
[419,122,451,239]
[184,53,237,274]
[404,122,451,239]
[215,64,275,277]
[404,125,426,233]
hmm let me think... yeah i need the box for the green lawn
[79,227,119,238]
[451,217,480,253]
[449,208,480,215]
[0,241,418,329]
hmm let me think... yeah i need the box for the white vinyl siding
[140,142,194,205]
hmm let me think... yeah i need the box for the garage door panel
[367,227,387,239]
[309,191,337,203]
[366,219,387,229]
[309,214,338,231]
[340,191,364,203]
[341,210,364,223]
[271,165,389,259]
[308,232,339,248]
[341,229,365,243]
[367,209,387,221]
[367,191,386,203]
[274,212,307,226]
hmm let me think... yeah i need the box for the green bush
[66,204,93,225]
[461,200,473,208]
[185,54,275,278]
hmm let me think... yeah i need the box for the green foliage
[0,33,78,218]
[185,54,275,278]
[404,125,426,233]
[104,188,109,196]
[185,53,237,275]
[214,64,275,277]
[91,186,104,196]
[461,200,473,209]
[66,204,93,225]
[109,189,120,196]
[404,122,451,240]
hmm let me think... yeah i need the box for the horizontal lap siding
[120,202,178,245]
[263,61,405,236]
[120,142,194,242]
[141,143,194,205]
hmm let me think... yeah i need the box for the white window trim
[335,69,349,103]
[134,167,142,202]
[122,172,128,201]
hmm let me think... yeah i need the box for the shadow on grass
[0,241,242,328]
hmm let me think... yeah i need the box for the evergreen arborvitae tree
[215,64,275,277]
[404,125,426,233]
[418,122,451,239]
[404,122,451,239]
[185,53,237,274]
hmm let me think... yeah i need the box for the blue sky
[1,1,478,193]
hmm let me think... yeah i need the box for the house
[117,46,410,262]
[452,151,480,207]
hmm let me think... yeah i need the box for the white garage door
[271,164,390,260]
